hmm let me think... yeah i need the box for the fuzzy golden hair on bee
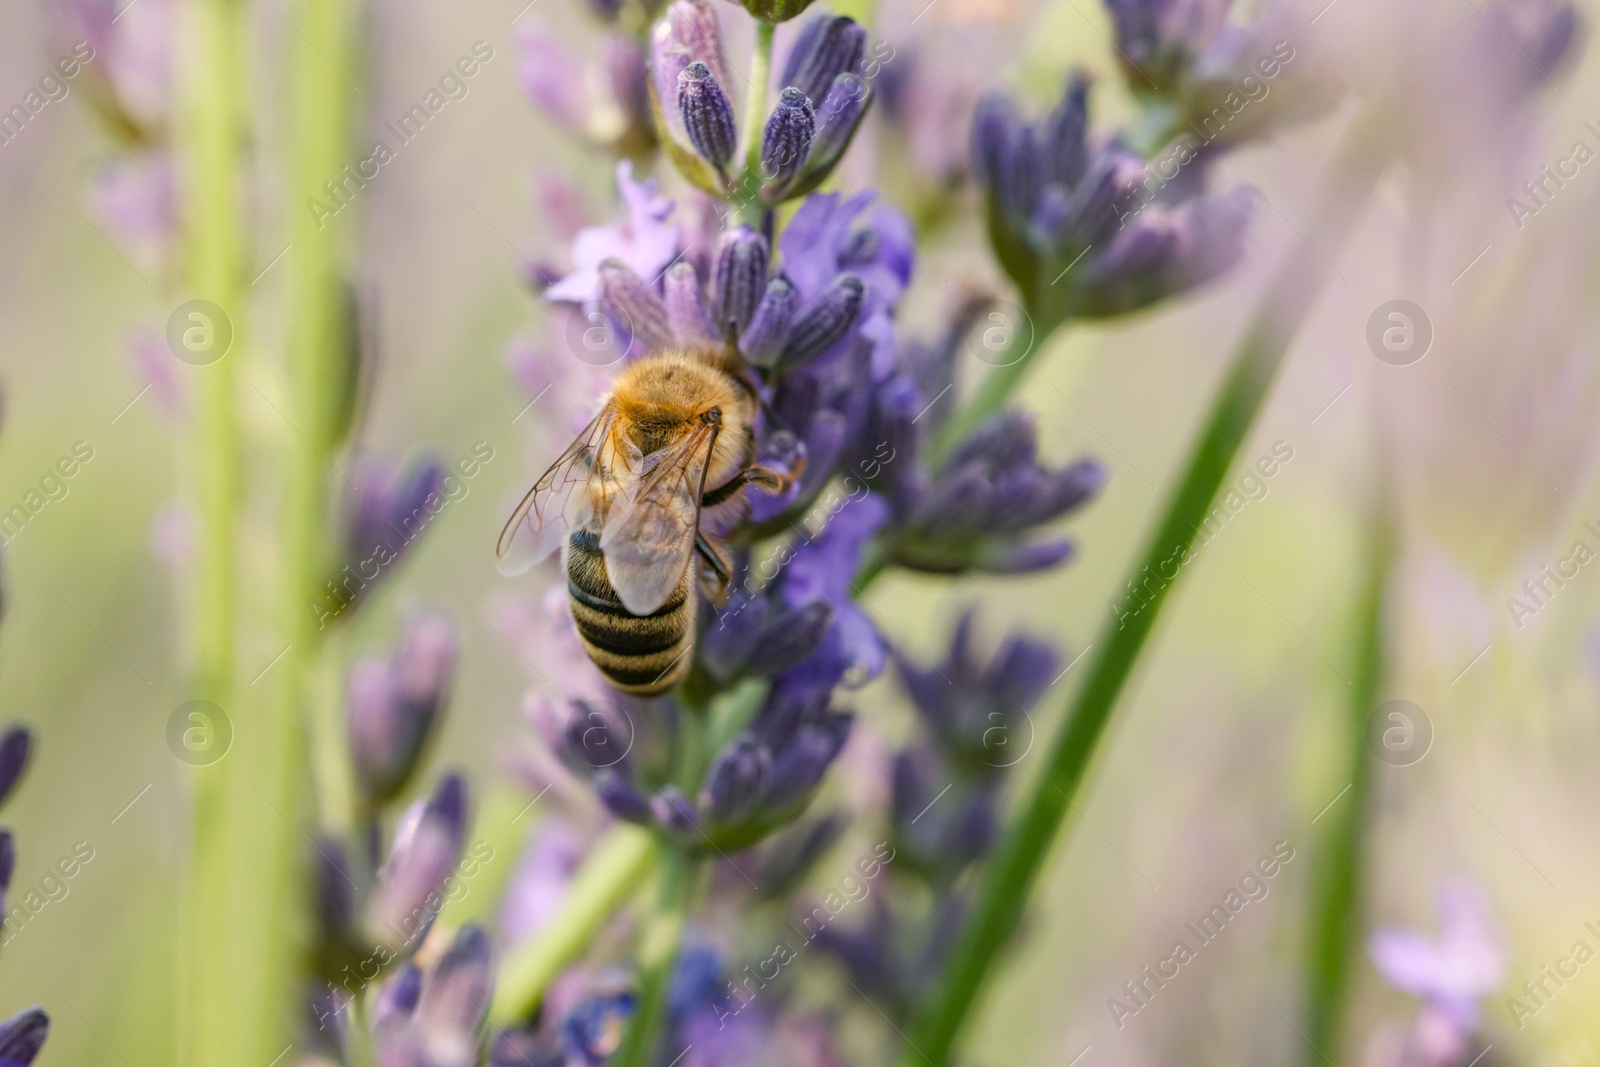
[497,346,792,696]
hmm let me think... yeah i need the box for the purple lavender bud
[315,837,355,957]
[970,92,1017,192]
[365,775,468,953]
[761,87,816,190]
[562,987,636,1065]
[655,0,733,102]
[779,15,865,107]
[0,1007,48,1066]
[997,123,1043,229]
[377,965,424,1024]
[804,73,870,178]
[763,713,852,809]
[778,274,865,371]
[0,830,13,917]
[597,258,674,353]
[1030,183,1073,245]
[603,34,651,137]
[594,769,651,822]
[711,227,770,336]
[1043,72,1090,187]
[412,925,493,1067]
[0,726,32,809]
[746,601,833,677]
[651,785,701,834]
[702,738,772,824]
[677,62,738,172]
[739,277,797,368]
[350,614,458,809]
[700,593,768,682]
[587,0,623,21]
[342,458,448,612]
[664,262,715,344]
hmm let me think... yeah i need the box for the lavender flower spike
[0,1006,48,1066]
[677,62,737,173]
[761,87,816,194]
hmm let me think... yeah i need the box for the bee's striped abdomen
[565,530,694,695]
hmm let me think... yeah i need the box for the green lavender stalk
[238,0,356,1056]
[175,0,244,1056]
[897,113,1397,1067]
[736,19,776,228]
[1301,500,1391,1064]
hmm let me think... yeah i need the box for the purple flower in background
[365,775,469,953]
[95,153,176,267]
[326,454,448,625]
[1370,880,1506,1031]
[347,611,458,810]
[546,162,679,306]
[971,72,1254,326]
[517,25,655,156]
[61,0,172,137]
[498,820,585,945]
[1102,0,1341,147]
[0,727,33,810]
[125,329,186,420]
[0,1007,49,1067]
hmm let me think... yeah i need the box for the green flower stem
[897,115,1396,1067]
[1302,506,1390,1065]
[611,846,701,1067]
[735,19,775,227]
[490,824,657,1024]
[176,0,244,1056]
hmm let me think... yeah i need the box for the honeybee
[498,347,792,696]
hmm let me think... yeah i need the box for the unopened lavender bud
[604,34,651,135]
[778,274,865,371]
[365,775,468,953]
[351,614,457,808]
[738,277,795,367]
[414,926,493,1067]
[377,964,423,1025]
[761,87,815,190]
[1043,72,1090,186]
[0,831,12,915]
[763,715,852,808]
[598,258,674,353]
[664,262,715,343]
[712,227,770,335]
[594,770,651,822]
[970,92,1016,192]
[0,726,32,809]
[315,839,355,956]
[652,785,701,834]
[1030,184,1072,245]
[703,738,771,823]
[677,62,737,171]
[780,15,865,106]
[0,1007,48,1066]
[805,73,870,177]
[746,601,833,677]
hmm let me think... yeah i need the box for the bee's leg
[695,532,733,606]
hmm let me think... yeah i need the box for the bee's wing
[496,405,621,576]
[599,420,719,616]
